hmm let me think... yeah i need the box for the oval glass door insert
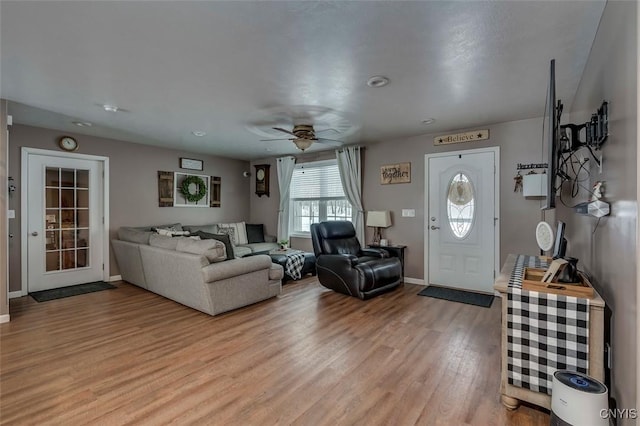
[447,172,475,238]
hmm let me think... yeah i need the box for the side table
[368,244,406,281]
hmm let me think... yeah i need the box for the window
[289,160,352,237]
[446,172,475,239]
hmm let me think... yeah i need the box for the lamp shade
[366,211,392,228]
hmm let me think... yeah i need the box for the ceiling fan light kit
[293,139,314,151]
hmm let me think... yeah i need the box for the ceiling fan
[260,124,344,151]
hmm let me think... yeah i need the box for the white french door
[24,151,107,292]
[425,147,499,294]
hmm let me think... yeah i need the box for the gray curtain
[336,146,365,244]
[276,156,296,241]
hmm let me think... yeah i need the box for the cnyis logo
[600,408,638,419]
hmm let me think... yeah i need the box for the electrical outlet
[401,209,415,217]
[8,210,15,219]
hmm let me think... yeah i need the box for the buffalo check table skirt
[506,255,589,395]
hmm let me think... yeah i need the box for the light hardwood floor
[1,279,550,425]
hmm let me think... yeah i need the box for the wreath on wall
[180,175,207,203]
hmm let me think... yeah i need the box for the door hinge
[102,264,104,270]
[494,270,496,278]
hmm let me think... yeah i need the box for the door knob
[31,231,38,236]
[430,226,440,230]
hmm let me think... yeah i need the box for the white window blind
[288,160,352,236]
[290,163,345,199]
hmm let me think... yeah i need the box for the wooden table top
[494,253,605,308]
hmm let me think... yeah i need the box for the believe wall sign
[434,129,490,146]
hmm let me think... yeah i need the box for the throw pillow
[216,227,237,245]
[245,224,265,244]
[217,222,248,245]
[194,231,235,260]
[176,238,226,263]
[156,228,191,237]
[183,224,219,234]
[151,223,184,232]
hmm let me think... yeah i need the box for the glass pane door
[45,167,90,272]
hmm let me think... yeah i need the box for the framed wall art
[380,162,411,184]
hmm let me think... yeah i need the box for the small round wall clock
[535,221,555,252]
[58,136,79,152]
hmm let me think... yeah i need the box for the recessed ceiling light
[72,121,93,127]
[102,104,119,112]
[421,118,436,125]
[366,76,390,88]
[191,131,206,137]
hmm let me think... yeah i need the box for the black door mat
[417,285,494,308]
[30,281,116,302]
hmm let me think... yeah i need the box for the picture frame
[380,162,411,184]
[179,157,203,171]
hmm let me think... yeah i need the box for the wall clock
[58,136,78,152]
[535,221,555,252]
[254,164,270,197]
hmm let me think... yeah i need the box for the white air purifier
[550,371,608,426]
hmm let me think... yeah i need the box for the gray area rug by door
[30,282,116,302]
[418,285,494,308]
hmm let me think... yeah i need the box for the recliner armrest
[317,254,359,268]
[360,248,389,258]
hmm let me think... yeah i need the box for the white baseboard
[0,314,10,323]
[109,275,122,282]
[404,277,425,285]
[8,291,25,299]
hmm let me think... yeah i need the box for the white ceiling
[1,1,606,160]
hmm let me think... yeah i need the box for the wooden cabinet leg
[501,395,520,410]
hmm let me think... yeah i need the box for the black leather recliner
[310,221,402,300]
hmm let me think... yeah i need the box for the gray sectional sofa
[112,223,283,316]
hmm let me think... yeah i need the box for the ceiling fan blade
[315,128,340,134]
[272,127,298,137]
[260,138,292,141]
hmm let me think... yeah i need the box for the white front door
[26,153,105,292]
[425,148,498,294]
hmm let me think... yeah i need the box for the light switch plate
[402,209,415,217]
[8,209,15,219]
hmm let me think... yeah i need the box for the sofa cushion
[149,234,182,250]
[176,238,226,263]
[246,224,265,243]
[233,245,252,258]
[118,227,154,245]
[183,224,219,234]
[218,222,248,245]
[194,231,235,260]
[243,242,279,254]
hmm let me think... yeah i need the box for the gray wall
[363,117,549,280]
[8,124,250,291]
[250,117,548,281]
[555,1,637,417]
